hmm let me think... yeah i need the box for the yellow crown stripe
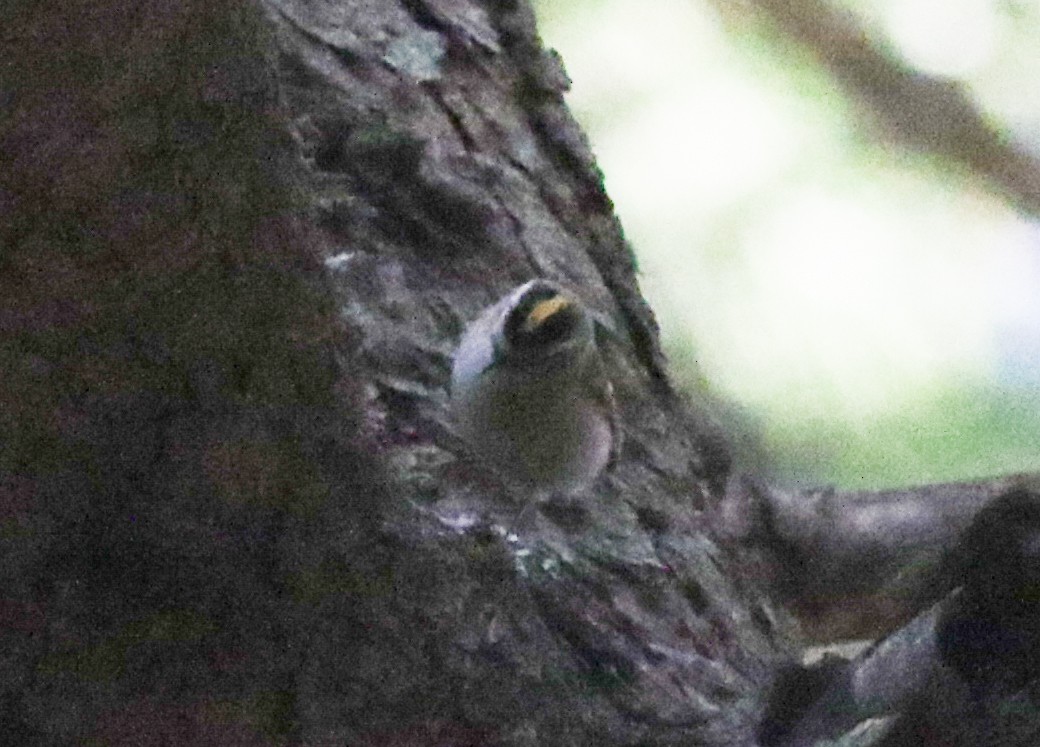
[524,296,570,331]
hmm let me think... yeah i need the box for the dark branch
[718,474,1038,641]
[759,484,1040,745]
[712,0,1040,217]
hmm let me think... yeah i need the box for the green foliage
[771,384,1040,488]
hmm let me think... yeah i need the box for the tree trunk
[1,1,787,744]
[10,1,1040,745]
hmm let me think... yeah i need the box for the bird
[449,279,618,494]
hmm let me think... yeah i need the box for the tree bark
[719,474,1034,643]
[6,1,1040,745]
[1,1,786,744]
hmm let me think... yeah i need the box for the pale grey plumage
[450,279,618,493]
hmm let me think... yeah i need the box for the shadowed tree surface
[4,1,1040,745]
[1,1,781,744]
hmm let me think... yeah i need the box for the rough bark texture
[1,1,790,744]
[720,474,1033,643]
[7,1,1040,745]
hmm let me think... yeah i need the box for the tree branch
[759,483,1040,745]
[713,0,1040,216]
[719,474,1036,642]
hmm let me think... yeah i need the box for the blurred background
[533,0,1040,490]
